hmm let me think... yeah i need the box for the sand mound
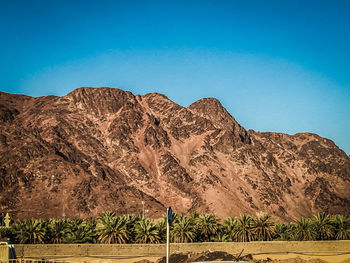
[154,251,332,263]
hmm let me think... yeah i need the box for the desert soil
[46,253,350,263]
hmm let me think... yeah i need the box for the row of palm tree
[1,212,349,244]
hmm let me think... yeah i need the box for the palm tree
[331,214,350,240]
[222,217,237,241]
[120,214,141,243]
[274,222,295,241]
[187,211,200,221]
[196,214,220,242]
[313,213,334,240]
[47,219,70,244]
[13,219,45,244]
[155,218,167,243]
[82,218,98,243]
[214,230,230,242]
[251,212,275,241]
[61,219,94,243]
[0,226,14,241]
[96,215,129,244]
[293,217,316,241]
[172,216,196,243]
[134,218,161,244]
[98,211,116,225]
[65,223,96,243]
[232,214,254,242]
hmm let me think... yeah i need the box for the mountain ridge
[0,87,349,220]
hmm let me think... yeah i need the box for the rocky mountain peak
[188,97,239,130]
[142,92,183,116]
[64,87,136,116]
[0,87,349,220]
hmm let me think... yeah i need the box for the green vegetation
[96,212,128,244]
[134,218,161,244]
[171,216,195,243]
[0,212,349,244]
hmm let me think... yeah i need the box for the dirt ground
[45,252,350,263]
[254,253,350,263]
[48,256,161,263]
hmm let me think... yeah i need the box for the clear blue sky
[1,0,349,154]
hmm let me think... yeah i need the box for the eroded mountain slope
[0,87,349,220]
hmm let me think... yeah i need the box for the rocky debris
[155,251,255,263]
[154,251,330,263]
[0,87,350,220]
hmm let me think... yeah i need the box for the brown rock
[0,87,349,220]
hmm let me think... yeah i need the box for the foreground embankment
[13,241,350,263]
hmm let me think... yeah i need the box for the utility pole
[166,207,172,263]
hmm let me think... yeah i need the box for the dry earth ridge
[0,87,349,220]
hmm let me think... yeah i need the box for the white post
[166,208,170,263]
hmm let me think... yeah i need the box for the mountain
[0,87,349,221]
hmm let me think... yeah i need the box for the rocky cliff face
[1,87,349,220]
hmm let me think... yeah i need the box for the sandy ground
[253,253,350,263]
[46,256,161,263]
[43,253,350,263]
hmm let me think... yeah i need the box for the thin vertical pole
[166,208,170,263]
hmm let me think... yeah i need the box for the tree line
[0,212,349,244]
